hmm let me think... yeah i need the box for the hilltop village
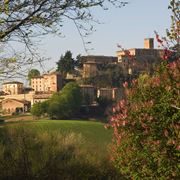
[0,38,164,115]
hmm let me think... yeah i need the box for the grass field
[0,120,124,179]
[1,119,113,154]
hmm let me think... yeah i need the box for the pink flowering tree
[108,1,180,179]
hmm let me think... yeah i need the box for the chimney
[144,38,154,49]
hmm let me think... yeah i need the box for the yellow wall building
[31,72,62,92]
[2,81,23,95]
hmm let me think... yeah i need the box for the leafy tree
[108,2,180,178]
[56,51,75,77]
[31,101,49,118]
[0,0,128,79]
[28,69,40,85]
[75,54,83,69]
[108,61,180,179]
[31,102,43,118]
[0,1,127,43]
[48,82,82,119]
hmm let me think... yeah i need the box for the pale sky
[14,0,172,73]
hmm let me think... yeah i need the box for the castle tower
[144,38,154,49]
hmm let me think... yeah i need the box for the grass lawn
[1,119,113,154]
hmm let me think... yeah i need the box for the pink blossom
[123,81,128,88]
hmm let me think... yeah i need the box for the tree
[0,1,127,43]
[0,0,128,79]
[108,61,180,179]
[31,101,49,118]
[108,1,180,178]
[57,51,74,77]
[75,54,83,69]
[28,69,40,85]
[48,82,82,119]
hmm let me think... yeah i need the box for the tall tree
[57,51,74,77]
[109,1,180,179]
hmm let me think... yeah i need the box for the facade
[116,38,164,74]
[81,55,118,78]
[31,72,62,92]
[97,88,118,100]
[31,76,44,92]
[83,61,98,78]
[2,81,23,95]
[81,55,118,64]
[33,93,52,104]
[1,98,31,114]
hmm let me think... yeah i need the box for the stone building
[83,61,98,78]
[80,85,95,105]
[1,98,31,114]
[33,93,52,104]
[2,81,23,95]
[81,55,118,78]
[116,38,164,74]
[31,72,62,92]
[97,88,121,100]
[31,76,44,92]
[81,55,118,64]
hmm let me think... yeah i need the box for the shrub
[0,126,123,179]
[108,61,180,179]
[31,101,49,118]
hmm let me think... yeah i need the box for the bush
[109,61,180,179]
[31,101,49,118]
[48,82,82,119]
[0,126,123,179]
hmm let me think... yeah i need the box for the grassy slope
[2,120,113,154]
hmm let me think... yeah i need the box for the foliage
[31,101,49,118]
[48,82,82,119]
[167,0,180,50]
[0,0,127,79]
[75,54,83,69]
[0,125,122,179]
[96,97,113,118]
[0,0,127,43]
[56,51,75,77]
[82,64,126,88]
[108,2,180,178]
[108,60,180,179]
[28,69,40,85]
[3,120,113,152]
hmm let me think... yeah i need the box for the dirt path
[5,115,34,122]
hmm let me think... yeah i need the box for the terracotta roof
[3,81,23,85]
[2,98,30,104]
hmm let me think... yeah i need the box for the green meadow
[0,120,123,179]
[1,119,113,154]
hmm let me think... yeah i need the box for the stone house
[2,81,23,95]
[1,98,31,115]
[80,85,95,105]
[81,55,118,78]
[116,38,164,75]
[31,72,62,93]
[97,88,122,101]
